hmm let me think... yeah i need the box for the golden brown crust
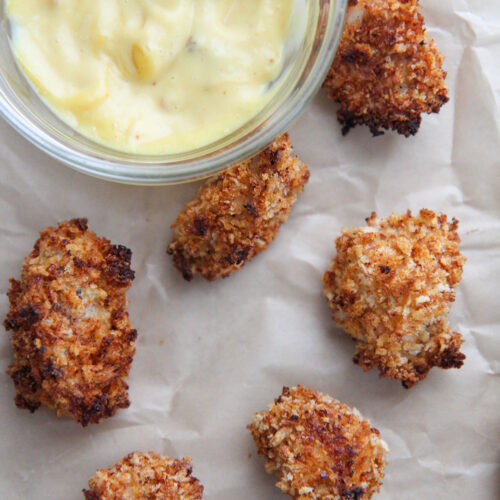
[4,219,137,426]
[248,386,388,499]
[83,452,204,499]
[167,133,309,281]
[323,209,465,388]
[324,0,449,136]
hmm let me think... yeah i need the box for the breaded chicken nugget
[4,218,137,426]
[248,386,388,499]
[324,0,449,136]
[83,452,204,499]
[167,133,309,281]
[323,209,465,388]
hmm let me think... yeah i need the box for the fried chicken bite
[324,0,449,136]
[4,218,137,426]
[83,452,204,499]
[248,385,388,499]
[167,133,309,281]
[323,209,466,388]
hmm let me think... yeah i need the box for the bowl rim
[0,0,347,185]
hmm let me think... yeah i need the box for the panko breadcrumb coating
[83,452,204,499]
[167,133,309,281]
[323,209,465,388]
[324,0,449,136]
[4,219,137,426]
[248,385,388,499]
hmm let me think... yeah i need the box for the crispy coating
[324,0,449,136]
[323,209,465,388]
[4,219,137,426]
[248,386,388,499]
[167,133,309,281]
[83,452,204,500]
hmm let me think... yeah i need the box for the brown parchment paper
[0,1,499,498]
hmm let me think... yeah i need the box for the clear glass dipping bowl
[0,0,346,185]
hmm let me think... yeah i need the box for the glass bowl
[0,0,347,185]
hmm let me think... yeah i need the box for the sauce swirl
[7,0,296,154]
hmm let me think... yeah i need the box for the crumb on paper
[4,218,137,426]
[323,209,466,388]
[167,133,309,281]
[324,0,449,137]
[248,385,388,499]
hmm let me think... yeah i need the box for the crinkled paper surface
[0,1,499,498]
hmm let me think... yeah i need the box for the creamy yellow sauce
[7,0,296,154]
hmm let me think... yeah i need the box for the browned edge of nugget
[323,209,465,388]
[4,218,137,425]
[167,133,309,281]
[248,385,388,499]
[83,452,204,499]
[324,0,449,136]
